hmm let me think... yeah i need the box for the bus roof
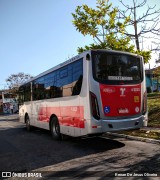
[19,49,142,87]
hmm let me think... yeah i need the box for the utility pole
[149,64,153,92]
[156,54,160,92]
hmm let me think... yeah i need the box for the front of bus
[89,50,148,133]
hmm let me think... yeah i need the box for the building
[145,66,160,92]
[0,90,18,114]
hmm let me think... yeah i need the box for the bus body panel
[19,55,89,137]
[20,96,89,137]
[99,84,141,117]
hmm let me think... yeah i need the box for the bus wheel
[50,117,62,140]
[26,115,31,131]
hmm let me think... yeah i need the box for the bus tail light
[90,91,100,120]
[142,91,147,114]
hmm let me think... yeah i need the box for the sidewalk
[141,126,160,131]
[106,126,160,145]
[0,113,19,120]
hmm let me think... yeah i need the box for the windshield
[92,51,143,85]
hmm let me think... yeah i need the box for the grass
[147,92,160,98]
[147,92,160,128]
[118,129,160,140]
[118,92,160,140]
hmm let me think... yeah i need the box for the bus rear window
[92,52,143,85]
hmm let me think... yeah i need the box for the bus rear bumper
[101,116,144,132]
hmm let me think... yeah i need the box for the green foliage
[72,0,132,50]
[72,0,130,42]
[77,42,108,54]
[133,50,151,64]
[72,0,151,63]
[153,66,160,76]
[147,92,160,128]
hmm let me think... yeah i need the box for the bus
[19,49,148,140]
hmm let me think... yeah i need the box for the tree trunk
[133,0,140,50]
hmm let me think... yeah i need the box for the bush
[147,87,152,93]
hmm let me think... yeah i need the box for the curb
[105,132,160,145]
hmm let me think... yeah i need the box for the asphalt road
[0,114,160,179]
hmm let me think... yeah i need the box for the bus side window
[18,87,25,105]
[72,75,83,95]
[24,83,31,102]
[31,58,83,100]
[72,59,83,96]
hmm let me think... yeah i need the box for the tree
[153,66,160,76]
[72,0,133,51]
[72,0,151,63]
[118,0,160,52]
[6,72,33,93]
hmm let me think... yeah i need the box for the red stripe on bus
[38,106,85,128]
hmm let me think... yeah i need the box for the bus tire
[25,115,32,132]
[50,117,62,140]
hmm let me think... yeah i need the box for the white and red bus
[19,50,148,140]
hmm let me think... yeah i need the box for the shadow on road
[0,124,125,172]
[45,153,160,179]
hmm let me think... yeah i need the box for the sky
[0,0,160,89]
